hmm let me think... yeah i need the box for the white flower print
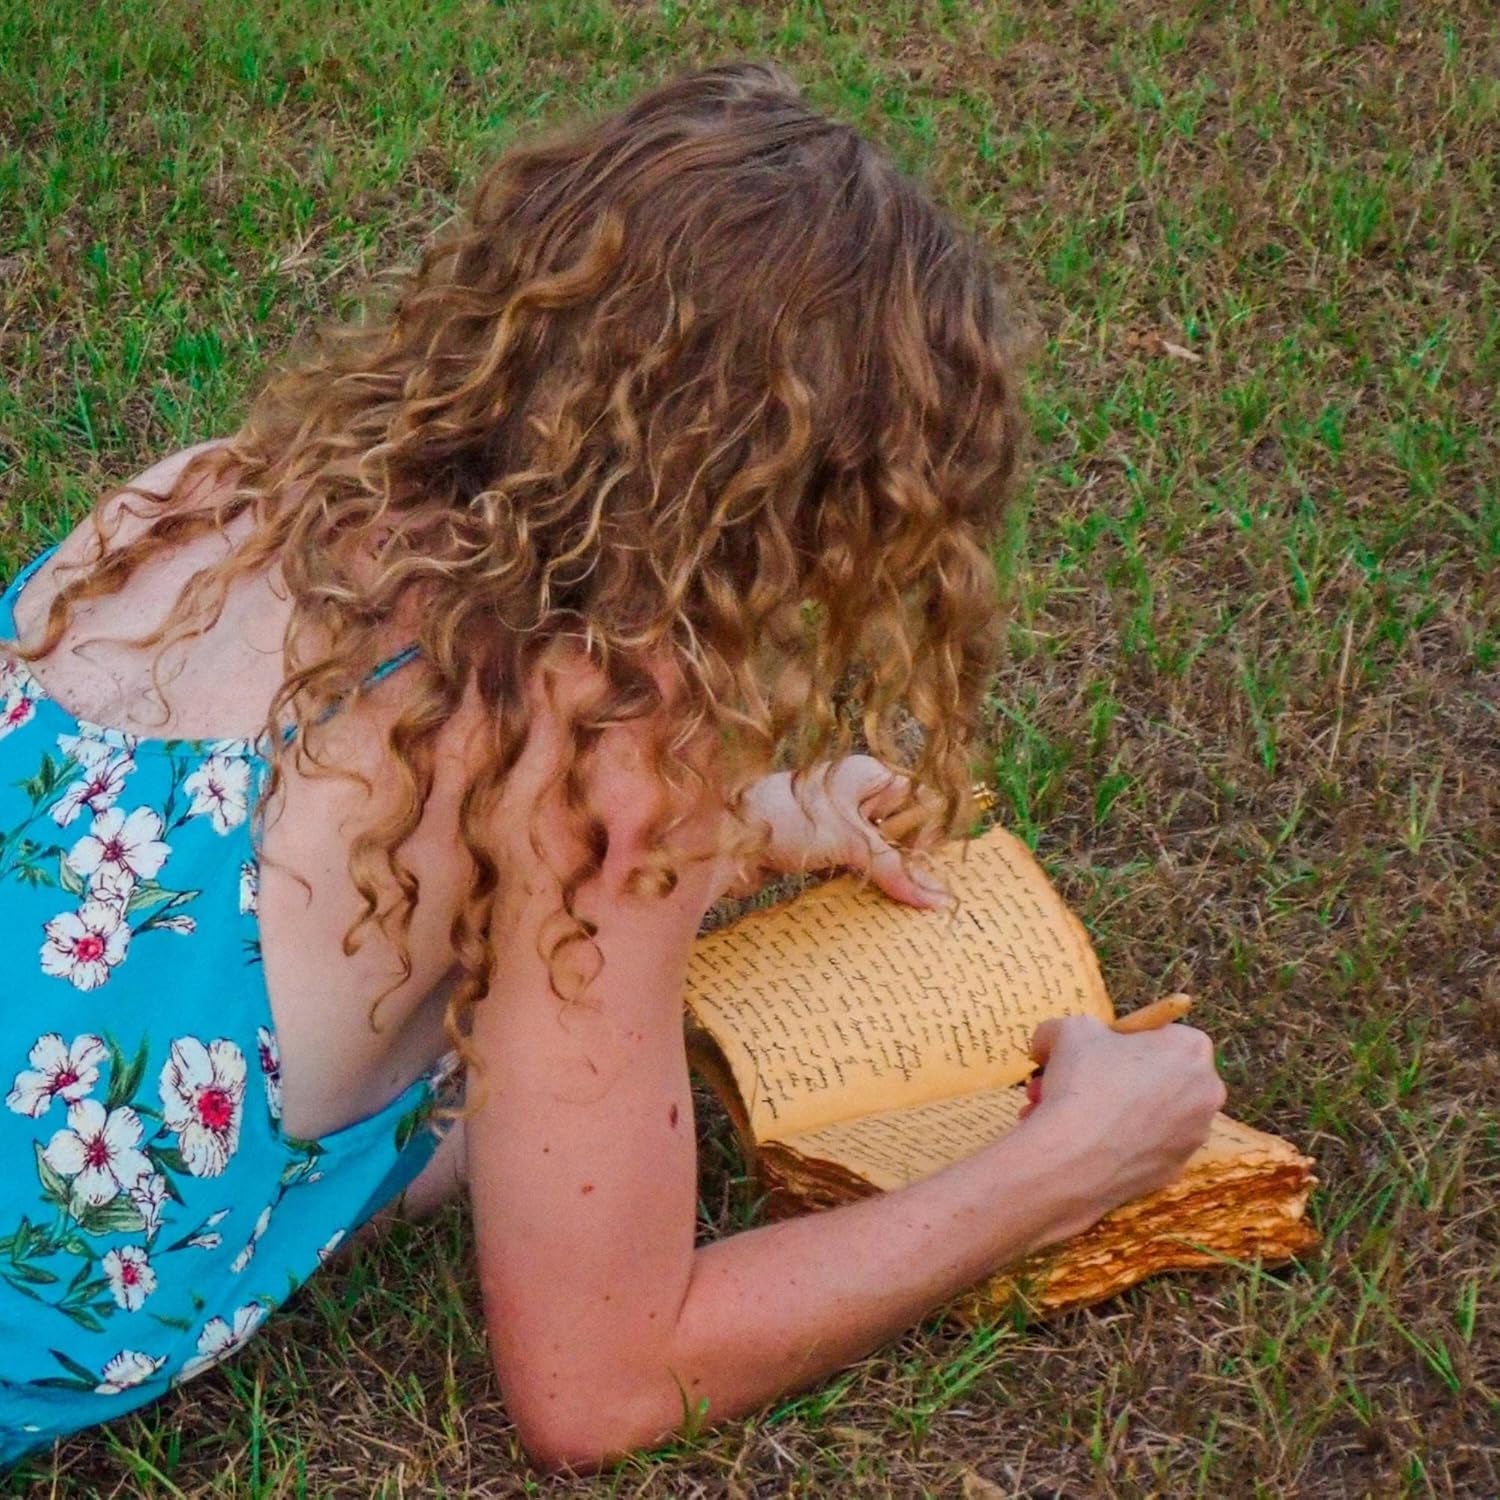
[317,1229,346,1267]
[177,1303,267,1383]
[39,901,131,991]
[51,750,135,828]
[185,1205,231,1250]
[65,805,171,893]
[6,1032,107,1117]
[0,653,43,701]
[183,754,250,834]
[58,729,113,771]
[88,864,135,911]
[427,1048,464,1096]
[159,1037,246,1177]
[0,690,36,739]
[155,913,197,935]
[95,1350,167,1395]
[206,737,257,760]
[129,1172,170,1240]
[103,1244,157,1311]
[280,1154,322,1188]
[239,860,259,916]
[255,1025,282,1121]
[41,1099,151,1208]
[230,1205,272,1273]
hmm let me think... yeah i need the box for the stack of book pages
[684,825,1318,1319]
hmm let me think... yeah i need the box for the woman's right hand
[1018,1013,1227,1240]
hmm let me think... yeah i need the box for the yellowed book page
[779,1094,1302,1194]
[684,825,1113,1139]
[779,1084,1027,1188]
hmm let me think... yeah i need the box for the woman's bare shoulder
[49,438,235,570]
[125,437,232,496]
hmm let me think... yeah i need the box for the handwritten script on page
[780,1097,1302,1194]
[780,1085,1028,1189]
[685,826,1114,1140]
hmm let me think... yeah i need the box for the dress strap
[361,643,422,690]
[281,642,423,744]
[1,544,61,637]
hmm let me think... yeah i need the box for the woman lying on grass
[0,62,1224,1471]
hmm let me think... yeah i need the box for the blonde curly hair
[16,61,1025,1057]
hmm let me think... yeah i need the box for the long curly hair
[14,61,1025,1057]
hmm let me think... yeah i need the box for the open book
[684,824,1318,1319]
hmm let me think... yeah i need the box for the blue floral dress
[0,547,453,1465]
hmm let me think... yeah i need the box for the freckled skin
[668,1103,679,1128]
[455,679,1227,1467]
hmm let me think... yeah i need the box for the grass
[1,0,1497,1493]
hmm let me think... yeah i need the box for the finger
[864,836,953,910]
[1030,1018,1062,1065]
[848,761,912,825]
[1018,1073,1043,1120]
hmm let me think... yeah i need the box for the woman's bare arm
[462,702,1224,1473]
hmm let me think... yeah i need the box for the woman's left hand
[733,756,953,909]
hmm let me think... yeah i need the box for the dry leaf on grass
[827,1423,883,1446]
[961,1468,1011,1499]
[1124,327,1205,362]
